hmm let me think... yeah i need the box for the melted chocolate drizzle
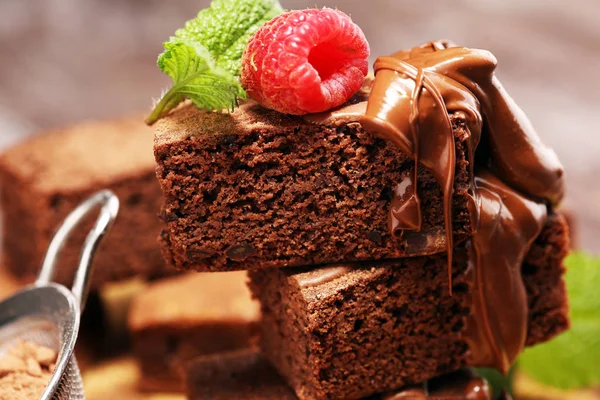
[358,41,565,373]
[465,170,547,372]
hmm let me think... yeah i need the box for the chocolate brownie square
[129,272,260,392]
[0,116,168,287]
[249,214,569,400]
[154,84,473,272]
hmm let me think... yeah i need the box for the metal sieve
[0,190,119,399]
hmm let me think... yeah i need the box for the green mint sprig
[518,251,600,389]
[146,0,284,125]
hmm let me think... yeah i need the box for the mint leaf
[146,0,283,125]
[518,252,600,389]
[173,0,284,76]
[146,41,243,124]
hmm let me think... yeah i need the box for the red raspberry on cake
[241,8,370,115]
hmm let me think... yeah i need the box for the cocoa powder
[0,340,57,399]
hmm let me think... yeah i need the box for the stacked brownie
[153,41,570,400]
[154,84,473,272]
[0,115,198,385]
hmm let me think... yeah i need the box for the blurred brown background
[0,0,599,250]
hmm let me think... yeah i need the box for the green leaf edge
[146,39,245,125]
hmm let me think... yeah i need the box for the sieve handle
[36,190,120,311]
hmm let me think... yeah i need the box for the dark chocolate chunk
[225,243,256,262]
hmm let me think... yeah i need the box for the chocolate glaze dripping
[466,170,547,373]
[359,41,565,373]
[361,42,482,294]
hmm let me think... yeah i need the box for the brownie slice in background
[81,357,185,400]
[154,96,473,273]
[248,214,569,400]
[186,348,296,400]
[185,348,495,400]
[0,116,168,287]
[129,272,260,392]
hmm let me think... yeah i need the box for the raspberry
[241,8,370,115]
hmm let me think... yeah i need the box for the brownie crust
[248,213,569,400]
[155,100,473,272]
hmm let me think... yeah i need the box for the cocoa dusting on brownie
[0,340,57,400]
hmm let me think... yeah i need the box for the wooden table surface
[0,0,598,250]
